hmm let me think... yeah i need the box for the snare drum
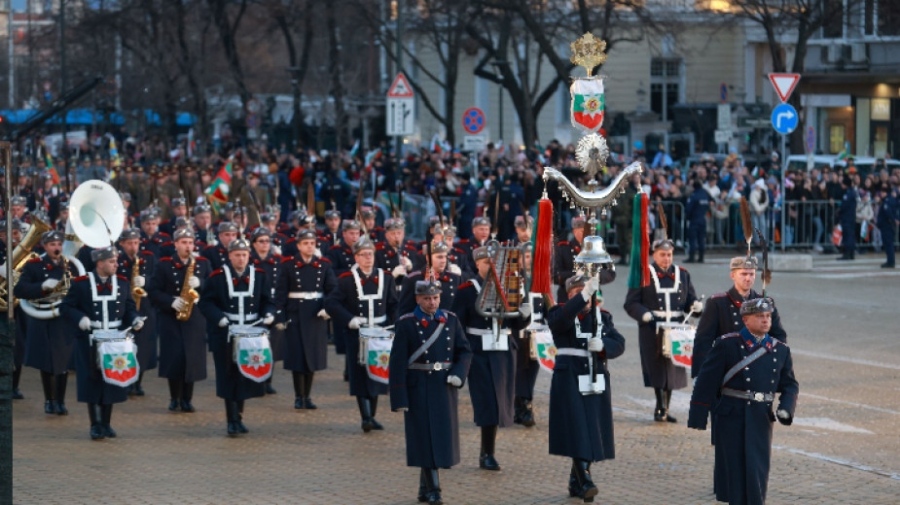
[92,329,140,387]
[229,325,273,382]
[657,322,695,369]
[358,327,394,384]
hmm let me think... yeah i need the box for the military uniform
[147,254,210,411]
[141,230,170,258]
[514,292,545,426]
[376,242,424,277]
[397,269,460,316]
[117,250,159,390]
[202,243,231,271]
[326,243,356,276]
[688,322,798,505]
[553,238,582,303]
[251,250,285,363]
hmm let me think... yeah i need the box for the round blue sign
[462,107,486,135]
[771,103,798,135]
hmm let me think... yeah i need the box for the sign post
[386,72,415,158]
[769,72,801,252]
[462,107,487,153]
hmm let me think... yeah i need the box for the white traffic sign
[386,98,415,136]
[717,104,731,130]
[463,135,486,152]
[387,72,414,98]
[768,73,801,103]
[714,129,733,143]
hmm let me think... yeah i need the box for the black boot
[180,382,195,412]
[479,425,501,471]
[664,389,677,423]
[101,404,116,438]
[12,367,23,399]
[303,373,317,409]
[168,378,182,411]
[88,404,105,440]
[41,371,56,414]
[292,372,306,409]
[357,396,374,432]
[369,396,384,430]
[573,459,598,503]
[423,468,443,505]
[417,468,427,503]
[133,371,145,396]
[225,401,238,436]
[513,397,524,425]
[653,388,666,422]
[265,376,277,395]
[235,400,248,433]
[568,461,580,497]
[54,373,69,415]
[520,398,536,428]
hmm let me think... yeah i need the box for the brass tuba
[0,216,51,311]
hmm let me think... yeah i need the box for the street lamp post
[491,61,507,143]
[287,66,302,149]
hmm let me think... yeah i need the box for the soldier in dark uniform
[60,246,142,440]
[457,172,478,239]
[398,241,460,315]
[275,229,337,409]
[455,216,492,277]
[160,194,189,236]
[55,201,70,232]
[688,297,799,505]
[376,217,423,282]
[321,209,342,248]
[324,237,398,432]
[389,278,473,505]
[624,237,702,422]
[685,179,711,263]
[553,214,586,303]
[117,228,158,396]
[510,215,533,246]
[547,274,626,503]
[513,244,544,427]
[249,227,283,394]
[837,175,858,260]
[199,236,275,436]
[326,219,362,359]
[9,195,33,225]
[139,209,170,257]
[148,227,210,413]
[15,230,81,415]
[192,204,215,247]
[361,207,385,243]
[453,246,530,471]
[877,186,899,268]
[257,213,292,257]
[202,221,239,270]
[0,218,26,399]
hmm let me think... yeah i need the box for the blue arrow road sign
[771,103,798,135]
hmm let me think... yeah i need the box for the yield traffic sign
[768,73,801,103]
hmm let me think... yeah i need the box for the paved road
[10,253,900,504]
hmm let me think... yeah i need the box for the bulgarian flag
[571,78,606,133]
[364,148,382,172]
[41,144,61,190]
[205,157,234,204]
[349,139,360,158]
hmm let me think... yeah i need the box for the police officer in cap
[199,235,275,436]
[275,229,337,409]
[389,278,472,505]
[117,227,158,396]
[688,297,798,505]
[61,245,143,440]
[547,274,626,503]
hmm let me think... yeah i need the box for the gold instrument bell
[574,235,613,276]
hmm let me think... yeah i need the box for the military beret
[730,255,759,270]
[472,246,490,262]
[342,220,362,231]
[565,274,588,292]
[41,230,65,244]
[353,237,375,254]
[91,245,118,263]
[384,217,405,231]
[296,229,318,243]
[740,297,774,315]
[415,279,442,296]
[119,228,141,241]
[472,216,491,228]
[173,227,195,241]
[228,237,251,253]
[218,221,239,234]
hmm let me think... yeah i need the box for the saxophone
[175,258,199,321]
[131,257,147,310]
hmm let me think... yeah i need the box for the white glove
[518,303,532,319]
[188,276,200,289]
[314,248,322,258]
[690,300,704,314]
[776,409,790,420]
[348,316,366,330]
[401,256,413,270]
[79,316,92,331]
[0,262,6,278]
[262,314,275,325]
[42,278,60,291]
[447,263,462,275]
[641,312,653,323]
[275,323,287,331]
[218,317,229,328]
[171,297,187,311]
[580,276,599,300]
[317,309,331,320]
[272,245,283,256]
[133,275,146,288]
[391,265,407,278]
[397,407,409,412]
[132,318,145,331]
[588,337,605,353]
[447,375,462,387]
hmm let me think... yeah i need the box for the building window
[650,58,681,122]
[822,0,844,38]
[829,124,846,154]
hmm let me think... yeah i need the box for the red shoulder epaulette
[457,238,470,245]
[556,240,569,246]
[339,271,354,278]
[27,257,41,263]
[73,274,89,282]
[209,269,224,278]
[141,250,154,256]
[319,257,332,264]
[255,267,265,273]
[195,256,209,261]
[329,245,342,251]
[161,241,173,247]
[158,231,172,238]
[159,257,173,262]
[281,257,293,264]
[116,274,128,281]
[458,280,474,290]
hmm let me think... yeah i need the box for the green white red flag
[571,78,606,133]
[205,157,234,204]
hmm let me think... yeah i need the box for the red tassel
[531,197,554,304]
[640,193,651,287]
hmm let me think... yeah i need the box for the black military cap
[173,227,195,241]
[250,227,271,241]
[91,245,118,262]
[119,228,141,241]
[740,297,774,315]
[414,279,442,296]
[41,230,65,244]
[228,237,251,252]
[296,229,318,243]
[218,221,239,234]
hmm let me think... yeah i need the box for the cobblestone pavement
[11,252,900,504]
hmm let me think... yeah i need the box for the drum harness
[351,265,387,327]
[223,266,257,326]
[557,304,604,395]
[88,272,122,330]
[651,265,685,327]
